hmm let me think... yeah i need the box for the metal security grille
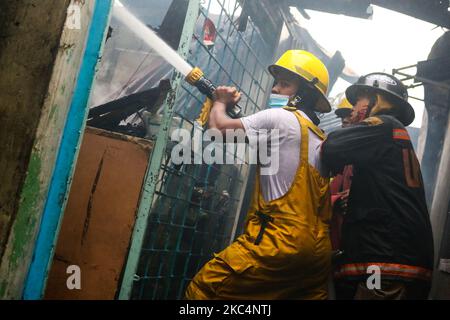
[127,0,278,300]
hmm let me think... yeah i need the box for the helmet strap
[288,95,303,108]
[289,93,320,126]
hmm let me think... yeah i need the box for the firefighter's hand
[213,86,241,106]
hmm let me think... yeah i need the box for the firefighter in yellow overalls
[185,50,333,299]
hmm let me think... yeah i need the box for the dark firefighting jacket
[322,115,434,282]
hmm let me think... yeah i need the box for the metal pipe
[394,70,450,91]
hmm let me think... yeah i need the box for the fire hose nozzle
[185,66,204,85]
[185,67,242,119]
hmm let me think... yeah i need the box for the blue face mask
[267,94,290,108]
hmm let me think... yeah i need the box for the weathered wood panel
[45,127,153,300]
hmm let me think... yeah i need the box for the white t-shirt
[240,108,323,202]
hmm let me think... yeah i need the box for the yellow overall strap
[298,113,326,140]
[293,111,310,166]
[283,107,326,140]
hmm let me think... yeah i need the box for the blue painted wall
[23,0,113,299]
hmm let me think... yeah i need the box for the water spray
[114,1,242,119]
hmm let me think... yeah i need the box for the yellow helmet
[268,50,331,113]
[335,97,353,118]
